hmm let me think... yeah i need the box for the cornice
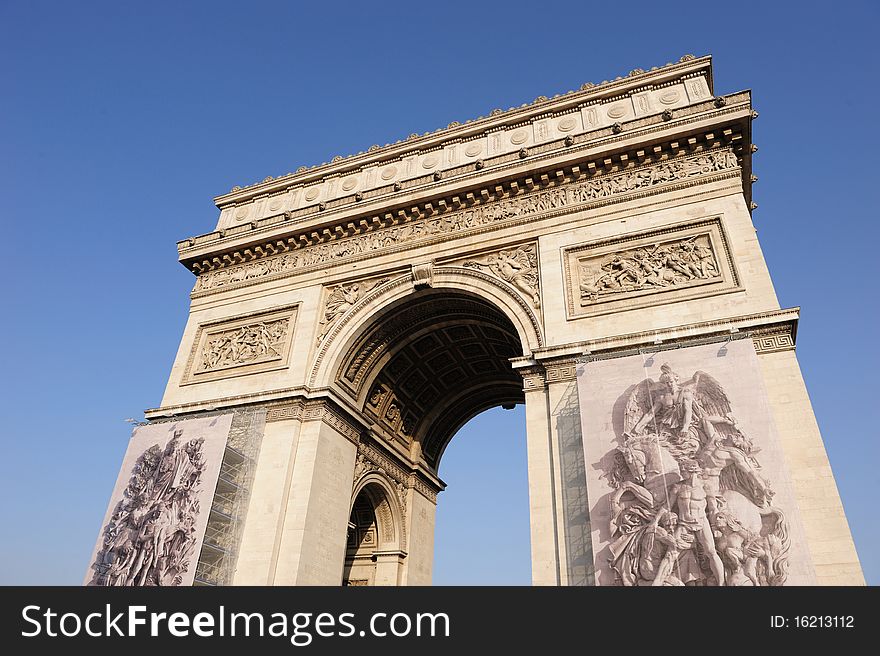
[183,133,749,296]
[180,90,752,266]
[214,55,711,206]
[510,307,799,370]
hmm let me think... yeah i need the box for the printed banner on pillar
[84,414,234,586]
[576,339,814,586]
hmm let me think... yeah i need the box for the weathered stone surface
[110,56,861,586]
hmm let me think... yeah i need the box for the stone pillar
[233,408,303,584]
[401,485,437,585]
[756,345,864,585]
[522,368,561,585]
[373,551,406,585]
[270,403,359,585]
[544,361,593,586]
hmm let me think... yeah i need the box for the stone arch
[309,265,544,393]
[344,473,407,586]
[351,472,405,550]
[316,268,535,472]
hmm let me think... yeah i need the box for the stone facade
[128,55,861,586]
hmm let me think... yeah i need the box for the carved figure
[464,245,541,307]
[668,458,726,585]
[89,433,207,586]
[317,277,391,344]
[641,510,697,586]
[199,319,288,372]
[579,235,720,305]
[604,363,791,586]
[318,283,361,343]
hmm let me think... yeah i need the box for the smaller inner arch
[343,481,402,586]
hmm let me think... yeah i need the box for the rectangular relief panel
[575,339,815,586]
[563,217,740,318]
[85,414,234,586]
[182,304,298,385]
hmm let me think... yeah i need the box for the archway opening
[336,287,533,585]
[343,481,403,586]
[432,405,531,584]
[335,288,527,468]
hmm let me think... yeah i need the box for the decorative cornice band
[190,145,742,298]
[751,327,795,354]
[266,401,305,422]
[213,55,711,204]
[302,399,363,444]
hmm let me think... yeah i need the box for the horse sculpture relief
[604,364,790,586]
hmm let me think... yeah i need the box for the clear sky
[1,1,877,586]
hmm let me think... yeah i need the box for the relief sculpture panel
[460,243,541,308]
[85,415,233,586]
[575,340,815,585]
[564,217,739,318]
[183,305,298,384]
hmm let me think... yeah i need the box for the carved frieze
[519,366,546,392]
[183,305,298,384]
[564,217,739,318]
[578,235,720,304]
[266,402,305,423]
[198,319,289,373]
[461,243,541,308]
[300,400,362,444]
[192,149,740,295]
[752,330,795,354]
[545,361,578,383]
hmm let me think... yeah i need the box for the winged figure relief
[89,434,207,586]
[604,363,790,587]
[464,245,540,308]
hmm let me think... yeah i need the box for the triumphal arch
[86,55,863,587]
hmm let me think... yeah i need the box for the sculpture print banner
[576,339,815,585]
[84,414,234,586]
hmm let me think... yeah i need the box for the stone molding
[356,441,410,490]
[519,366,547,392]
[353,440,441,527]
[301,399,363,445]
[545,361,578,383]
[407,474,439,504]
[751,327,795,354]
[212,56,711,207]
[188,145,743,297]
[515,320,796,391]
[515,308,800,366]
[265,401,304,423]
[183,94,751,271]
[410,262,434,289]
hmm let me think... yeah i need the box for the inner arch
[336,288,526,471]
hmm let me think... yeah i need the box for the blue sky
[1,1,876,585]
